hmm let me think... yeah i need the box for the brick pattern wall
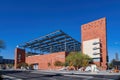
[26,52,67,70]
[81,18,108,70]
[14,48,25,69]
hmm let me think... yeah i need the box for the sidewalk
[31,69,120,75]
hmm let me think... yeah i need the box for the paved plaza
[1,70,120,80]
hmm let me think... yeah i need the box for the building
[0,56,14,64]
[14,30,81,70]
[81,17,108,70]
[115,53,119,61]
[0,56,14,69]
[14,17,108,70]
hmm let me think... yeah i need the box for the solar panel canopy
[18,30,81,53]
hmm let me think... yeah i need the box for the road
[1,70,120,80]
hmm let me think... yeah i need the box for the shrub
[17,62,28,68]
[54,61,64,67]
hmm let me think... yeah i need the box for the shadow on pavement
[42,73,63,77]
[2,78,12,80]
[1,70,31,75]
[0,70,31,80]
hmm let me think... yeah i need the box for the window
[18,53,22,62]
[93,58,100,62]
[93,47,100,50]
[93,42,100,45]
[93,52,100,55]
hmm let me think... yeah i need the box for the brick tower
[14,48,25,69]
[81,17,108,70]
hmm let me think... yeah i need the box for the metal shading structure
[18,30,81,54]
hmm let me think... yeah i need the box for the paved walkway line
[64,75,93,78]
[2,75,22,80]
[34,70,120,75]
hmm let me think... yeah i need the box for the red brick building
[14,30,80,70]
[81,17,108,70]
[14,18,108,70]
[15,48,68,70]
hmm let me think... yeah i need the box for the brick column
[14,48,25,69]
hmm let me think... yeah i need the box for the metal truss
[18,30,81,53]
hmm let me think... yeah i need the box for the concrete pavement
[1,70,120,80]
[31,69,120,75]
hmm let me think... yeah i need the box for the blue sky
[0,0,120,61]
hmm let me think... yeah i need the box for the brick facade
[14,48,67,70]
[14,17,108,70]
[26,52,67,70]
[81,17,108,70]
[14,48,25,69]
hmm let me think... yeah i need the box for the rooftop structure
[18,30,81,53]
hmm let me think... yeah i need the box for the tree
[66,52,91,70]
[0,40,5,52]
[63,62,69,67]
